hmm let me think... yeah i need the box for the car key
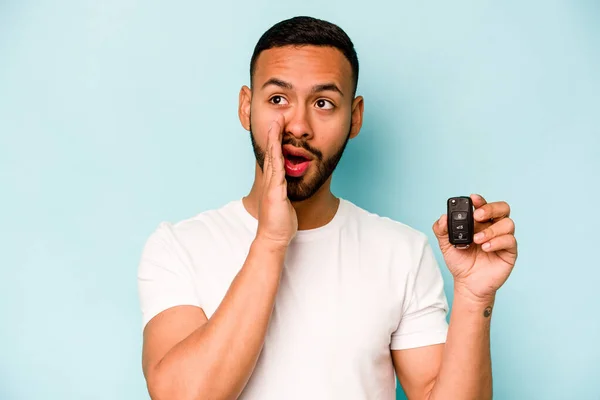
[447,196,474,248]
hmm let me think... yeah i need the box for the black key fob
[447,196,474,248]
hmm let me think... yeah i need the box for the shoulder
[342,199,430,255]
[142,200,245,253]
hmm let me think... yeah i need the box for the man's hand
[256,113,298,250]
[432,193,518,302]
[141,116,297,398]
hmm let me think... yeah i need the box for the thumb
[432,214,451,249]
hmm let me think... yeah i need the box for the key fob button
[453,222,467,231]
[452,211,468,221]
[453,232,468,240]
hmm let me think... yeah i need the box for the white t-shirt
[138,198,449,399]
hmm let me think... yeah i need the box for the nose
[283,104,313,141]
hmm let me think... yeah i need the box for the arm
[428,290,494,399]
[143,238,286,400]
[141,114,296,400]
[392,290,495,400]
[393,194,516,400]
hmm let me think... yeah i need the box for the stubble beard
[249,118,351,202]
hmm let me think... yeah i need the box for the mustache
[281,136,323,161]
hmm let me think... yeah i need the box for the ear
[238,85,252,131]
[349,95,364,139]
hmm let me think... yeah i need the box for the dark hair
[250,16,359,96]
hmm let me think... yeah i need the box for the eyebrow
[261,78,344,97]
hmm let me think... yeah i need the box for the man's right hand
[256,114,298,250]
[142,114,300,400]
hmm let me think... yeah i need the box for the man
[138,16,518,400]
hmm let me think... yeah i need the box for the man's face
[241,45,363,202]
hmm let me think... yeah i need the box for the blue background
[1,1,598,399]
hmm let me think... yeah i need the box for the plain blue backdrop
[1,1,599,399]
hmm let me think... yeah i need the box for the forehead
[253,45,353,92]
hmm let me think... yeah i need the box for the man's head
[238,16,364,202]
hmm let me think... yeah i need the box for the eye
[315,99,334,110]
[269,95,288,105]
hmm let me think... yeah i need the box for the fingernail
[474,209,485,219]
[482,242,491,250]
[474,232,484,241]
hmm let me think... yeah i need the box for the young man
[138,16,518,400]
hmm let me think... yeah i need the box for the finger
[269,114,285,184]
[473,217,515,245]
[270,130,285,183]
[432,214,456,251]
[481,233,518,255]
[432,214,449,239]
[473,200,511,222]
[470,193,488,209]
[470,194,490,232]
[263,126,273,186]
[273,113,285,141]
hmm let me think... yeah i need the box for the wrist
[453,282,497,308]
[252,236,289,257]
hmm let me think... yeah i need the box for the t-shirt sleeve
[390,235,449,350]
[137,222,201,330]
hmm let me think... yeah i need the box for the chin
[286,178,324,202]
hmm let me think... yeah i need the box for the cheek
[318,106,351,130]
[317,112,352,145]
[250,103,278,145]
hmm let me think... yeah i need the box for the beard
[249,118,351,202]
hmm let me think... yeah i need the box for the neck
[242,163,340,230]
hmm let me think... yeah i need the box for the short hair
[249,16,359,96]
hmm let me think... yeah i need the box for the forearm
[429,286,495,400]
[152,238,286,400]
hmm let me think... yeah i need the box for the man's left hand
[432,193,518,302]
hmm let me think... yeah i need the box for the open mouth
[282,147,312,177]
[285,154,309,164]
